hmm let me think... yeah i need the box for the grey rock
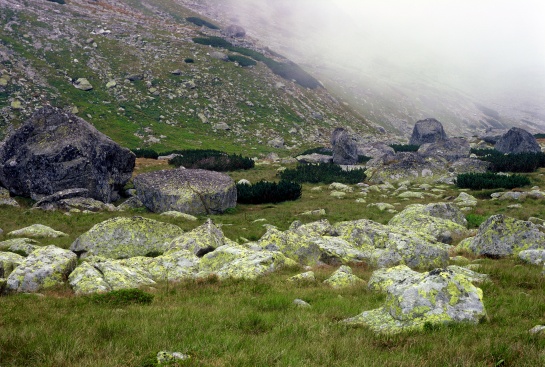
[209,51,228,61]
[331,128,358,165]
[494,127,541,154]
[293,299,311,308]
[409,118,448,145]
[168,219,228,256]
[418,138,470,161]
[518,249,545,265]
[134,169,236,215]
[0,187,19,207]
[296,153,333,164]
[117,196,144,210]
[268,137,284,149]
[223,24,246,38]
[6,245,77,293]
[157,351,190,364]
[8,224,68,238]
[0,106,135,203]
[0,238,40,256]
[73,78,93,91]
[0,251,25,278]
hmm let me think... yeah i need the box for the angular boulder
[466,214,545,257]
[409,118,448,145]
[323,265,364,288]
[198,245,296,280]
[331,128,358,165]
[0,251,25,278]
[417,138,470,161]
[344,267,487,334]
[70,216,184,259]
[494,127,541,154]
[6,245,77,293]
[168,219,229,256]
[0,106,135,202]
[134,168,236,215]
[518,249,545,266]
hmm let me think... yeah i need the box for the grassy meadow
[1,161,545,366]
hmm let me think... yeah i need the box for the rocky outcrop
[331,128,358,165]
[70,216,185,259]
[494,127,541,154]
[409,118,448,146]
[5,245,77,293]
[417,138,470,161]
[459,215,545,257]
[0,106,135,202]
[134,168,237,215]
[344,266,487,334]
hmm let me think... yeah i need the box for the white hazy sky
[227,0,545,98]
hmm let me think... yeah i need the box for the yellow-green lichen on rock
[198,245,296,280]
[323,265,364,289]
[288,271,316,283]
[6,245,77,293]
[8,224,68,238]
[257,227,323,265]
[0,251,25,278]
[68,262,112,294]
[0,238,40,256]
[467,214,545,257]
[119,250,200,282]
[70,216,184,259]
[345,267,487,334]
[167,219,228,256]
[388,204,470,244]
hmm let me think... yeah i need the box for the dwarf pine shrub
[89,289,154,306]
[131,148,159,159]
[186,17,220,30]
[168,149,254,171]
[228,55,257,67]
[390,144,420,152]
[455,172,530,190]
[470,149,545,173]
[236,180,302,204]
[280,163,366,184]
[299,147,333,156]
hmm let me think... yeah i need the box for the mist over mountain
[189,0,545,138]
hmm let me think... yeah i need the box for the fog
[219,0,545,131]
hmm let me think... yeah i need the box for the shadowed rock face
[331,128,358,165]
[494,127,541,154]
[0,106,135,202]
[134,168,237,215]
[409,118,448,146]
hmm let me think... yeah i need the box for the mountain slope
[0,0,379,154]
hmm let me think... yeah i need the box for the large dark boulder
[223,24,246,38]
[0,106,135,202]
[409,118,448,146]
[494,127,541,154]
[134,168,237,215]
[331,128,358,165]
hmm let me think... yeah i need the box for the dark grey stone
[409,118,448,145]
[494,127,541,154]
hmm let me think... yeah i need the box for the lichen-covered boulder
[446,265,489,284]
[288,271,316,283]
[454,192,478,208]
[365,152,445,184]
[417,138,470,161]
[134,168,236,215]
[388,204,469,243]
[70,216,184,259]
[494,127,541,154]
[344,268,487,334]
[367,265,424,293]
[289,219,336,237]
[8,224,68,239]
[323,265,364,288]
[0,106,135,202]
[410,202,468,227]
[0,251,25,278]
[409,118,448,146]
[466,215,545,257]
[69,260,156,294]
[118,250,200,282]
[257,228,322,265]
[0,238,40,256]
[518,249,545,266]
[168,219,232,258]
[198,245,296,280]
[6,246,77,293]
[160,211,198,221]
[334,219,449,269]
[310,237,370,265]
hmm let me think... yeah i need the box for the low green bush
[534,133,545,139]
[455,172,530,190]
[466,213,488,228]
[470,149,545,173]
[193,36,233,49]
[184,58,194,63]
[236,180,302,204]
[228,55,257,67]
[390,144,420,152]
[168,149,254,171]
[47,0,65,4]
[186,17,219,30]
[89,289,154,306]
[131,148,159,159]
[299,147,332,156]
[280,163,366,184]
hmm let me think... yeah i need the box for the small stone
[293,299,311,308]
[157,351,190,364]
[529,325,545,335]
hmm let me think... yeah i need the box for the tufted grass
[1,165,545,366]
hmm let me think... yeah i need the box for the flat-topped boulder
[0,106,135,202]
[134,168,236,215]
[409,118,447,146]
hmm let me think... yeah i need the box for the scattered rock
[529,325,545,335]
[160,211,198,221]
[157,351,190,365]
[293,299,311,308]
[0,252,25,278]
[73,78,93,91]
[323,265,364,288]
[518,249,545,265]
[8,224,68,238]
[288,271,316,283]
[0,238,40,256]
[223,24,246,38]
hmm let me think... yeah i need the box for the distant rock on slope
[494,127,542,154]
[0,106,135,203]
[409,118,448,146]
[331,128,358,165]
